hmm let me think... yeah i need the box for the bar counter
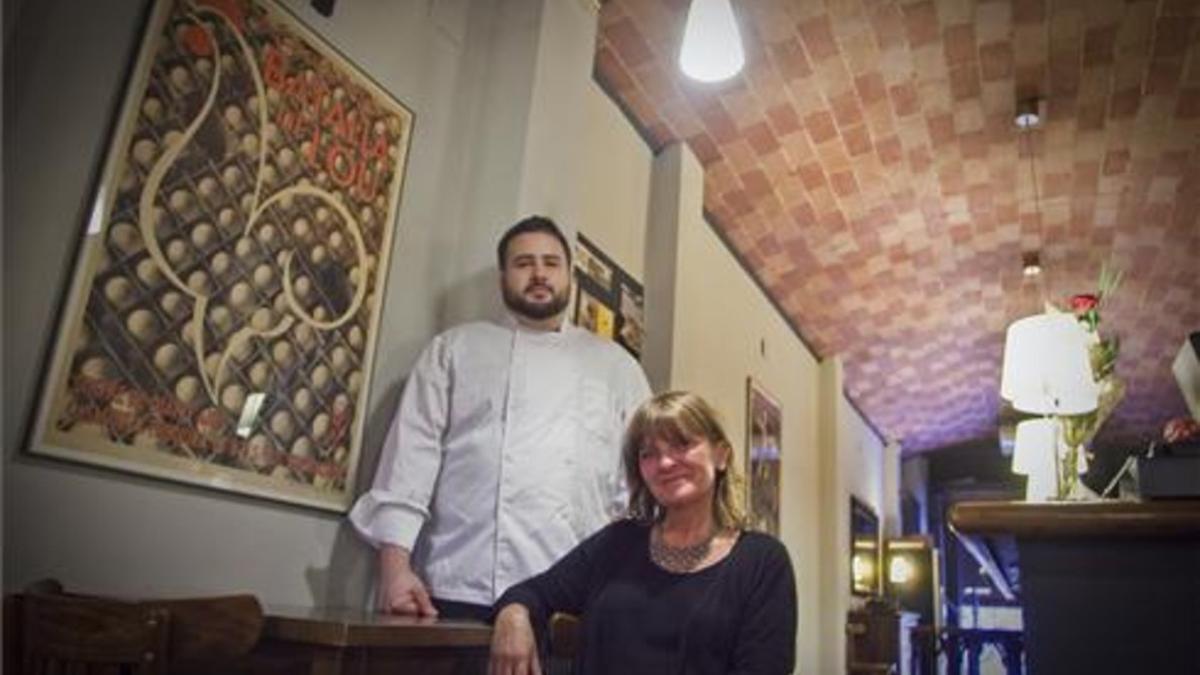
[949,499,1200,675]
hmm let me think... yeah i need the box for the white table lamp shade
[1000,313,1099,415]
[1013,418,1058,501]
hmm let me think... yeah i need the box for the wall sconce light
[884,537,940,629]
[888,554,915,585]
[679,0,744,82]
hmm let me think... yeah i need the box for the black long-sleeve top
[494,519,797,675]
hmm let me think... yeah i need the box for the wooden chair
[6,580,264,675]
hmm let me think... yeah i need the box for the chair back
[8,580,264,675]
[20,591,170,675]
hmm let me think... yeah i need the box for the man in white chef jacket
[349,216,651,620]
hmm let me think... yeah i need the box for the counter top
[948,499,1200,538]
[262,605,492,648]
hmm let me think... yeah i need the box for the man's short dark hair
[496,216,572,269]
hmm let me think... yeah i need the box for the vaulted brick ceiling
[595,0,1199,453]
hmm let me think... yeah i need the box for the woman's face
[637,433,729,512]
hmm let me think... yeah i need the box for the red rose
[1164,417,1200,443]
[1069,294,1099,316]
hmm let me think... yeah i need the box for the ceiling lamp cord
[1016,99,1046,307]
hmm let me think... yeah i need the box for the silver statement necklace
[649,524,716,573]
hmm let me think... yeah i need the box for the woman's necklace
[649,524,716,573]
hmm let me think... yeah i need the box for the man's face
[500,231,571,325]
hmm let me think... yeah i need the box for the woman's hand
[490,603,541,675]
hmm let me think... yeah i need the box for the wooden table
[949,500,1200,675]
[244,606,492,675]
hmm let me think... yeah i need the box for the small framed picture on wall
[745,378,782,536]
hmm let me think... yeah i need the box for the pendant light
[679,0,744,83]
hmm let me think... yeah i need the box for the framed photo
[572,234,644,359]
[745,378,781,536]
[850,496,881,596]
[28,0,414,512]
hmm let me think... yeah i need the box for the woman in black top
[490,391,797,675]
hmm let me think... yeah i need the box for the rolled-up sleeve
[348,336,451,550]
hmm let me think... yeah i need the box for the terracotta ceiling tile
[814,56,855,95]
[634,62,677,100]
[724,188,753,216]
[766,103,802,136]
[1175,87,1200,117]
[606,17,655,68]
[908,145,934,174]
[830,90,865,128]
[1049,56,1082,97]
[854,72,888,106]
[1152,17,1195,59]
[1077,101,1106,130]
[1012,0,1046,26]
[868,3,907,51]
[962,130,992,161]
[975,0,1013,43]
[745,121,781,155]
[889,81,920,117]
[925,111,956,148]
[798,15,840,62]
[967,183,994,213]
[741,168,773,200]
[790,200,818,227]
[696,100,740,144]
[1083,23,1119,67]
[797,161,827,190]
[595,46,635,92]
[842,124,874,157]
[949,63,982,100]
[804,110,839,144]
[770,38,815,81]
[943,23,977,65]
[1109,87,1142,118]
[902,1,941,48]
[1148,60,1186,95]
[830,169,860,197]
[1014,64,1045,99]
[842,30,881,75]
[974,40,1012,82]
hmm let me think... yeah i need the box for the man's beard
[502,282,570,321]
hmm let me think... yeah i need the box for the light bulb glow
[679,0,745,83]
[889,555,915,585]
[852,553,875,586]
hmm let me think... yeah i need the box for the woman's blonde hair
[623,391,747,529]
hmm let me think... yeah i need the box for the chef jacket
[348,317,651,605]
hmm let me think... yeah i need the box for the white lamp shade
[1013,418,1058,501]
[1012,418,1055,475]
[1000,313,1099,415]
[679,0,745,82]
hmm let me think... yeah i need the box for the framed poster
[850,496,880,596]
[29,0,414,512]
[572,234,644,359]
[745,378,782,536]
